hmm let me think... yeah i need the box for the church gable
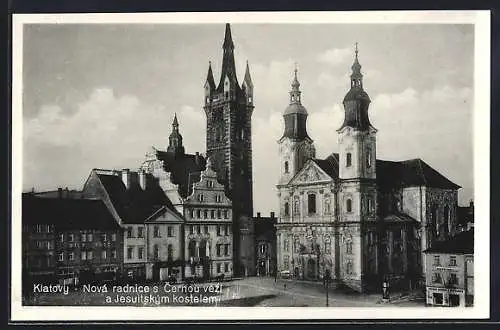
[288,160,334,186]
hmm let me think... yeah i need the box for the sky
[22,23,474,215]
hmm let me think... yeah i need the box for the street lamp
[324,269,331,307]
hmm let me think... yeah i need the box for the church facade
[276,47,461,292]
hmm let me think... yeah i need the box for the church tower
[203,23,255,276]
[167,113,185,155]
[337,44,378,292]
[278,66,315,185]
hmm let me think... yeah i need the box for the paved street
[24,276,425,307]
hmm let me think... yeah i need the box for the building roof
[284,103,308,115]
[94,170,180,224]
[30,189,84,199]
[377,158,461,190]
[253,214,277,240]
[382,213,419,224]
[22,194,120,230]
[423,230,474,254]
[311,153,339,179]
[457,203,474,225]
[156,150,206,198]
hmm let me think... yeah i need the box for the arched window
[366,148,372,168]
[188,241,196,258]
[324,238,332,253]
[308,194,316,214]
[167,244,173,261]
[294,239,301,253]
[284,202,290,216]
[284,161,289,174]
[346,153,352,167]
[346,238,353,255]
[346,198,352,213]
[293,198,300,215]
[324,196,331,214]
[444,205,450,235]
[284,238,290,252]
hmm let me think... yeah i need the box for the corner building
[203,24,255,276]
[276,47,461,292]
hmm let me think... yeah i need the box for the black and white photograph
[11,11,490,321]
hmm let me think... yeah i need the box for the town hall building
[276,46,461,292]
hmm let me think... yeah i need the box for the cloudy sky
[22,22,474,215]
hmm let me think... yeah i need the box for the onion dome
[282,66,310,140]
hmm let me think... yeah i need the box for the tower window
[346,199,352,213]
[366,149,372,168]
[225,92,229,99]
[307,194,316,214]
[346,153,352,167]
[284,161,289,174]
[284,202,290,216]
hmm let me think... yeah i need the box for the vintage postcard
[11,10,490,321]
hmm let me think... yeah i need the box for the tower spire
[217,23,239,91]
[167,113,184,155]
[205,61,215,89]
[350,42,363,87]
[290,63,301,104]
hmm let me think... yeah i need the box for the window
[204,226,209,234]
[167,245,173,260]
[260,244,266,255]
[87,233,93,242]
[307,194,316,214]
[58,252,64,262]
[190,209,194,218]
[138,227,144,238]
[215,195,221,203]
[224,244,229,256]
[211,210,215,219]
[138,247,144,259]
[127,227,133,238]
[88,251,93,260]
[449,273,458,285]
[190,225,194,235]
[81,233,87,242]
[198,194,204,202]
[101,233,107,242]
[367,197,373,213]
[167,226,173,237]
[101,250,107,259]
[81,251,87,261]
[197,226,201,234]
[68,252,74,261]
[433,256,441,266]
[217,226,221,236]
[284,161,289,174]
[217,210,221,218]
[449,256,457,266]
[224,263,229,272]
[366,149,372,168]
[111,250,117,259]
[346,199,352,213]
[204,210,208,218]
[111,233,116,242]
[346,239,353,255]
[346,261,353,274]
[217,263,222,273]
[432,272,442,284]
[59,233,64,243]
[154,245,160,259]
[284,202,290,216]
[293,198,300,215]
[324,238,332,253]
[216,244,222,256]
[153,226,160,238]
[324,196,331,214]
[127,247,133,259]
[224,225,229,236]
[346,153,352,167]
[283,255,290,269]
[68,234,74,242]
[223,210,229,219]
[294,239,300,253]
[284,239,290,252]
[207,180,213,188]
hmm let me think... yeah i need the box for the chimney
[257,212,261,218]
[139,169,147,190]
[58,187,63,198]
[121,169,131,189]
[469,200,474,209]
[270,211,275,218]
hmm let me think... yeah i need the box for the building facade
[203,23,255,276]
[276,47,461,292]
[254,212,277,277]
[423,230,474,307]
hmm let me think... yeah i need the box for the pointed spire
[350,42,363,85]
[289,63,302,105]
[223,23,234,50]
[292,62,300,90]
[243,60,253,87]
[172,113,179,127]
[205,61,215,88]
